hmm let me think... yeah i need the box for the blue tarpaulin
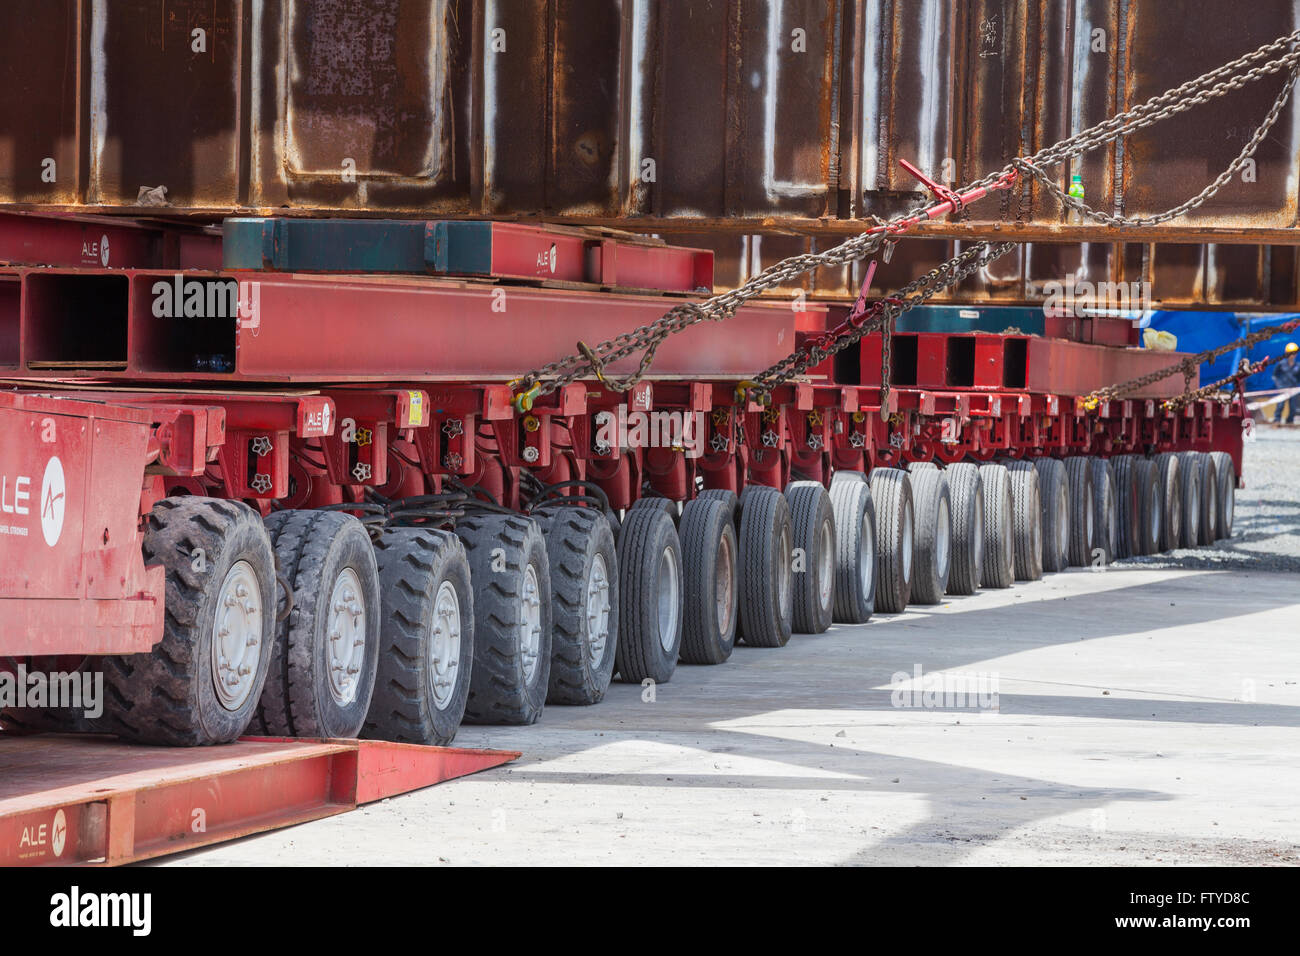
[1141,311,1300,391]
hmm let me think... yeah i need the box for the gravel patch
[1117,426,1300,574]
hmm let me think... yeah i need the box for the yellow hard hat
[1287,342,1299,354]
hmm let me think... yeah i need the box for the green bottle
[1068,173,1085,202]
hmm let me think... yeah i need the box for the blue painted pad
[223,218,434,272]
[1143,311,1300,389]
[894,305,1046,335]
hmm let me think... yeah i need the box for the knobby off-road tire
[828,475,877,622]
[255,510,381,739]
[456,514,552,725]
[93,497,276,746]
[679,497,739,664]
[533,507,619,704]
[362,528,473,746]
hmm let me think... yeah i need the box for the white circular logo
[40,456,66,547]
[52,809,67,857]
[100,234,110,267]
[548,243,557,274]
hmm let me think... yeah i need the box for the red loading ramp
[0,734,518,866]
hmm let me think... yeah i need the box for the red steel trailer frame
[0,212,1246,864]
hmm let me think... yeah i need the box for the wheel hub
[520,564,543,683]
[586,552,612,665]
[935,497,950,581]
[429,579,462,710]
[212,560,263,711]
[657,545,681,651]
[715,532,735,633]
[326,567,368,706]
[817,519,834,609]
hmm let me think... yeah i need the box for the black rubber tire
[1152,453,1182,552]
[1034,458,1070,573]
[92,497,276,746]
[533,507,619,704]
[616,506,684,680]
[1111,455,1141,559]
[785,481,836,633]
[907,467,951,604]
[978,463,1015,589]
[868,468,914,612]
[1003,460,1043,581]
[0,657,94,735]
[629,495,680,529]
[1209,451,1236,540]
[1090,458,1119,564]
[679,497,739,664]
[455,514,552,725]
[362,528,474,746]
[737,486,795,646]
[255,510,381,739]
[1195,452,1219,545]
[831,469,868,485]
[828,477,877,622]
[945,462,983,595]
[1064,456,1095,566]
[697,487,739,527]
[1175,452,1202,548]
[1131,458,1161,556]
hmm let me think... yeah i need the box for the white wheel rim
[901,501,914,582]
[858,511,875,596]
[817,519,834,609]
[777,526,793,621]
[1003,507,1014,569]
[326,567,368,706]
[586,553,612,665]
[1225,485,1234,528]
[212,560,263,711]
[935,497,951,580]
[430,580,462,710]
[1105,483,1117,551]
[1085,491,1094,546]
[657,546,680,651]
[521,564,543,682]
[715,532,735,633]
[972,491,984,577]
[1206,478,1217,532]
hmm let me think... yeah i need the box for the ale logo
[41,456,66,547]
[52,809,67,857]
[100,234,110,267]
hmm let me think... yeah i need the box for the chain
[1162,354,1283,410]
[1016,68,1298,228]
[1087,318,1300,407]
[509,29,1300,409]
[743,241,1017,404]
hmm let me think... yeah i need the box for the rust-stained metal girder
[0,1,1295,237]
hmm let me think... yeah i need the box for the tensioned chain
[1016,67,1298,228]
[511,29,1300,408]
[1088,317,1300,407]
[1163,354,1284,411]
[746,241,1018,402]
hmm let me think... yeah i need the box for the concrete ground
[166,433,1300,866]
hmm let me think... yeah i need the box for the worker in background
[1272,342,1300,425]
